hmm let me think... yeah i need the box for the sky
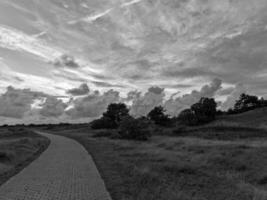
[0,0,267,124]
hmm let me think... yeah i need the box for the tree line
[226,93,267,114]
[90,93,267,140]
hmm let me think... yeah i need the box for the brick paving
[0,132,112,200]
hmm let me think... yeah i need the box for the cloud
[39,96,67,117]
[148,86,165,95]
[164,78,222,116]
[121,0,143,7]
[53,54,80,68]
[66,89,120,118]
[0,0,267,124]
[221,83,246,110]
[0,86,47,118]
[125,90,142,101]
[0,25,61,61]
[66,83,90,96]
[217,87,235,96]
[130,86,165,117]
[91,81,125,88]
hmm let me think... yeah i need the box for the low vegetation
[38,92,267,200]
[173,126,267,140]
[0,127,50,186]
[178,97,217,126]
[118,116,150,140]
[147,106,172,126]
[45,124,267,200]
[227,93,267,115]
[91,103,151,140]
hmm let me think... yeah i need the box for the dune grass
[0,127,50,186]
[216,107,267,128]
[45,124,267,200]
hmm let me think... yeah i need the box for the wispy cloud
[0,25,61,61]
[0,0,267,123]
[121,0,143,7]
[83,8,113,23]
[69,0,144,24]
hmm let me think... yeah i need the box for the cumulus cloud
[217,87,235,96]
[66,83,90,96]
[164,79,222,116]
[39,96,67,117]
[0,78,254,123]
[130,86,165,117]
[221,83,246,110]
[66,89,120,118]
[125,90,142,102]
[0,86,47,118]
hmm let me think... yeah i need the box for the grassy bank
[46,125,267,200]
[0,127,50,186]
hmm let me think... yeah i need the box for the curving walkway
[0,132,112,200]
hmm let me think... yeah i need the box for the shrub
[118,116,151,141]
[173,125,187,135]
[147,106,171,126]
[178,109,198,126]
[178,97,217,126]
[92,130,120,138]
[103,103,130,128]
[191,97,217,123]
[91,117,116,129]
[0,151,12,162]
[227,93,267,115]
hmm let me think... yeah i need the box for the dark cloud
[67,83,90,96]
[162,66,218,79]
[159,83,193,89]
[53,54,80,68]
[91,81,126,88]
[148,86,164,94]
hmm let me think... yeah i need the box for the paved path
[0,132,112,200]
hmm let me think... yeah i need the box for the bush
[191,97,217,123]
[147,106,171,126]
[178,109,198,126]
[0,151,12,162]
[103,103,129,128]
[91,117,116,129]
[227,93,267,115]
[118,116,151,141]
[174,125,187,135]
[178,97,217,126]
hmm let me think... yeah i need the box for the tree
[103,103,129,128]
[191,97,217,123]
[234,93,259,112]
[147,106,171,126]
[179,97,217,126]
[178,109,198,126]
[259,97,267,107]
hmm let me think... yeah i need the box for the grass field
[44,117,267,200]
[215,107,267,128]
[0,127,50,186]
